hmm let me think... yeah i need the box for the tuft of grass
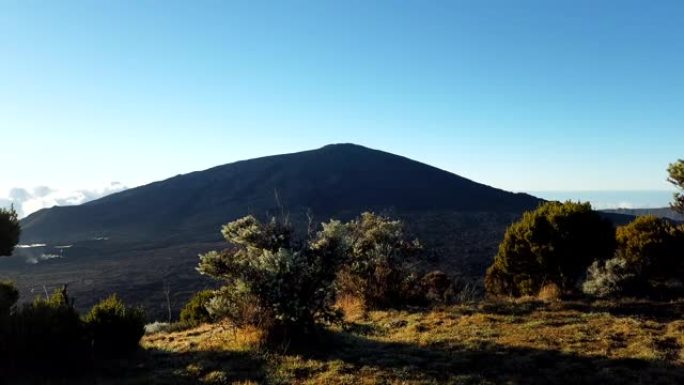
[336,294,367,322]
[537,283,562,302]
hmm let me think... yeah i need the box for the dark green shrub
[484,264,514,297]
[615,215,684,280]
[418,270,453,304]
[0,281,19,370]
[84,294,146,357]
[485,201,615,297]
[180,289,215,326]
[198,216,345,346]
[7,288,90,374]
[0,280,18,316]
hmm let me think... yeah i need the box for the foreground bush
[6,288,90,374]
[319,212,423,308]
[0,281,19,369]
[582,216,684,299]
[1,286,146,377]
[180,289,215,327]
[84,294,146,357]
[614,215,684,280]
[198,216,345,345]
[0,280,18,316]
[486,201,615,297]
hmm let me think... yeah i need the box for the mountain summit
[20,144,540,244]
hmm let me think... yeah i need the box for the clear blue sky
[1,1,682,208]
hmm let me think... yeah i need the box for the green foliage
[668,159,684,213]
[0,281,19,316]
[0,206,20,256]
[5,288,90,374]
[0,281,18,368]
[318,212,423,308]
[180,289,215,327]
[615,215,684,281]
[198,216,345,344]
[84,294,146,357]
[485,201,615,297]
[2,287,145,378]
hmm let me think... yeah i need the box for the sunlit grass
[122,300,684,384]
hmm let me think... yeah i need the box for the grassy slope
[102,300,684,385]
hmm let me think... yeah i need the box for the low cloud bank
[0,182,127,218]
[529,190,674,210]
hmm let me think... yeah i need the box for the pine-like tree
[668,159,684,213]
[0,207,20,256]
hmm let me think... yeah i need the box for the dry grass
[93,299,684,385]
[143,321,265,353]
[537,283,562,302]
[336,294,367,322]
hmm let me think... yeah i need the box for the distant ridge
[602,207,684,222]
[20,143,541,244]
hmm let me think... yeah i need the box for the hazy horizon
[529,190,676,210]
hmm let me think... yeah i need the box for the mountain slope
[20,144,541,244]
[8,144,545,318]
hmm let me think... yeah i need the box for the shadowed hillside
[0,144,547,318]
[20,144,541,245]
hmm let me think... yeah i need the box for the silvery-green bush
[582,257,640,298]
[198,216,345,343]
[316,213,423,308]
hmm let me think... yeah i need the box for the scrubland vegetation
[0,161,683,383]
[128,204,683,384]
[132,299,684,385]
[0,284,146,379]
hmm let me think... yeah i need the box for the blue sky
[1,1,682,215]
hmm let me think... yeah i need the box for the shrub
[615,215,684,280]
[198,216,345,346]
[0,281,19,370]
[180,289,215,327]
[84,294,146,357]
[419,270,452,304]
[0,280,18,316]
[319,213,423,308]
[485,201,615,297]
[484,264,514,297]
[7,288,89,374]
[582,257,643,298]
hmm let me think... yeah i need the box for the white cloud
[0,182,127,218]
